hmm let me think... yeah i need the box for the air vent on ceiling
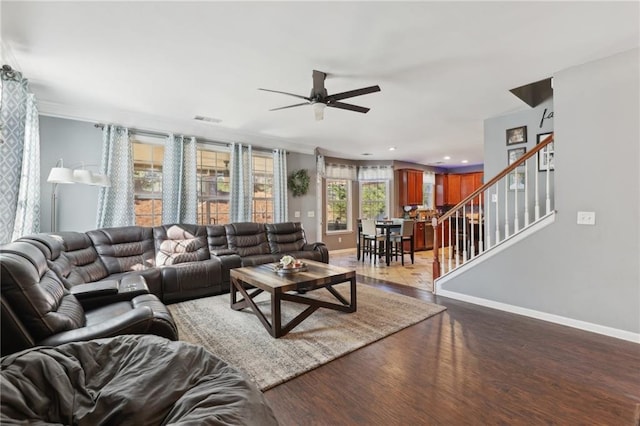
[194,115,222,124]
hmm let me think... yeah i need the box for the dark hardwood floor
[263,275,640,425]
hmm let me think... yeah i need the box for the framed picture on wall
[508,171,525,191]
[506,126,527,145]
[507,147,526,169]
[537,132,554,171]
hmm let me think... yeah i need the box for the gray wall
[38,116,322,238]
[443,48,640,334]
[40,117,103,232]
[286,152,318,240]
[484,97,555,240]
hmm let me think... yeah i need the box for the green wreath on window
[288,169,310,197]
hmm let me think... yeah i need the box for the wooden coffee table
[230,259,356,338]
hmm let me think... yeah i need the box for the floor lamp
[47,159,110,232]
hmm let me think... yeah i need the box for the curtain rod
[94,123,278,153]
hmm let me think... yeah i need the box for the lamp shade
[73,169,94,185]
[47,167,75,184]
[92,173,111,187]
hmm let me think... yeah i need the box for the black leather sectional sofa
[0,221,328,356]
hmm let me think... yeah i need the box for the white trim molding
[437,289,640,344]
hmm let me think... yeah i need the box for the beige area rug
[168,283,446,390]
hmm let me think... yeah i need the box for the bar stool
[361,219,385,263]
[390,219,414,266]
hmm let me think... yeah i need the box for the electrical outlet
[307,211,315,218]
[294,211,300,218]
[491,193,498,203]
[338,237,342,243]
[577,211,596,225]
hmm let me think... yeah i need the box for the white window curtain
[316,154,326,177]
[358,165,393,181]
[272,148,288,223]
[0,68,40,243]
[229,142,253,222]
[324,162,357,180]
[423,171,435,184]
[96,125,134,228]
[162,135,197,224]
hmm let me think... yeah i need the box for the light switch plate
[577,211,596,225]
[307,211,315,218]
[294,211,300,218]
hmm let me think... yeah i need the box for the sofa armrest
[303,242,326,251]
[210,248,237,256]
[302,242,329,263]
[70,276,150,310]
[38,306,156,346]
[70,281,119,299]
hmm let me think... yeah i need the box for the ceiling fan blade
[326,102,370,114]
[269,102,310,111]
[312,70,326,97]
[258,88,310,101]
[327,85,381,102]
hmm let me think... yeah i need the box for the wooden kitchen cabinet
[414,221,426,250]
[399,169,424,206]
[436,172,484,207]
[461,172,484,202]
[445,174,461,205]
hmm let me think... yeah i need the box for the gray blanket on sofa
[0,335,278,425]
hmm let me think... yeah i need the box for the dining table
[357,220,402,266]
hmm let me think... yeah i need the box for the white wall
[442,49,640,336]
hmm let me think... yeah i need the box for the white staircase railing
[432,133,555,282]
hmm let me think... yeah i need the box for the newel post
[432,217,440,282]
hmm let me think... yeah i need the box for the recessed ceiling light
[443,156,451,160]
[461,160,469,164]
[361,153,373,156]
[389,147,396,151]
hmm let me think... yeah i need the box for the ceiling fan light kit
[260,70,380,121]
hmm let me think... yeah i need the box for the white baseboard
[437,289,640,344]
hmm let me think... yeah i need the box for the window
[133,142,164,226]
[326,179,350,232]
[133,142,275,226]
[252,154,274,223]
[360,180,388,220]
[423,172,435,210]
[196,149,230,225]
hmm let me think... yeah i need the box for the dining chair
[390,219,414,265]
[361,219,385,263]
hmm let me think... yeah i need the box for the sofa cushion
[265,222,306,253]
[87,226,155,274]
[0,242,85,342]
[224,222,270,257]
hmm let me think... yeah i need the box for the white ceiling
[2,1,638,167]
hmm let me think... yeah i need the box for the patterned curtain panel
[325,162,357,180]
[162,135,197,224]
[229,142,253,222]
[272,148,288,223]
[0,68,40,243]
[96,125,134,228]
[358,164,393,181]
[12,93,41,240]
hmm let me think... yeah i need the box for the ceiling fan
[259,70,381,121]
